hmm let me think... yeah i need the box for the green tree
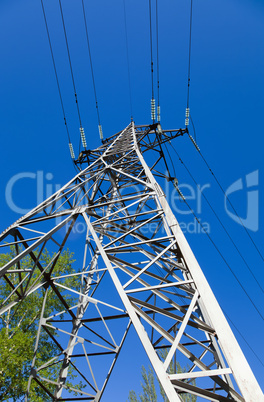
[128,349,197,402]
[0,248,82,401]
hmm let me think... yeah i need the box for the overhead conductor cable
[156,0,160,122]
[58,0,85,150]
[123,0,134,121]
[185,0,193,128]
[168,141,264,321]
[40,0,76,162]
[149,0,156,123]
[81,0,104,141]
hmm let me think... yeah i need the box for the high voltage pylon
[0,122,263,401]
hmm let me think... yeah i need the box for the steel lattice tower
[0,122,263,401]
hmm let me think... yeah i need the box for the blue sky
[0,0,264,399]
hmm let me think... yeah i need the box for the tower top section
[74,122,188,170]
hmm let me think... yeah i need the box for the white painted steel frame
[0,122,263,401]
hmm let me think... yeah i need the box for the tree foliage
[128,349,197,402]
[0,248,81,401]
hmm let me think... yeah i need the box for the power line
[169,141,264,296]
[186,0,193,110]
[40,0,76,164]
[164,142,176,179]
[149,0,155,123]
[187,132,264,265]
[58,0,86,151]
[156,0,160,122]
[123,0,133,121]
[81,0,104,141]
[224,309,264,369]
[163,143,264,322]
[178,186,264,322]
[185,0,193,130]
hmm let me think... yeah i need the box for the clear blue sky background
[0,0,264,399]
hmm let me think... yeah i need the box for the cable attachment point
[98,124,103,140]
[185,107,190,126]
[157,105,161,122]
[151,98,156,122]
[157,123,163,135]
[173,178,178,187]
[80,127,87,148]
[69,143,75,159]
[189,134,200,152]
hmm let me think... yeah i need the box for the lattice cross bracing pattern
[0,123,263,401]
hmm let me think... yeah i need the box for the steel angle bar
[97,321,131,402]
[0,236,42,248]
[0,214,75,277]
[81,342,99,391]
[164,291,199,370]
[0,280,47,316]
[102,211,164,250]
[104,234,173,251]
[170,368,232,381]
[43,323,116,353]
[35,337,84,373]
[123,239,177,289]
[175,343,243,401]
[82,211,181,402]
[82,322,116,348]
[45,303,80,321]
[95,304,118,347]
[26,288,48,401]
[1,122,262,401]
[36,375,95,397]
[171,380,239,402]
[1,272,30,304]
[104,147,136,167]
[183,332,216,355]
[29,376,56,399]
[132,302,174,343]
[110,256,180,286]
[96,207,162,228]
[129,297,215,337]
[88,192,154,212]
[130,123,263,401]
[53,282,126,313]
[109,165,154,188]
[125,279,194,294]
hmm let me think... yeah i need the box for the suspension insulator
[176,186,185,201]
[172,179,185,200]
[151,98,156,121]
[185,107,190,126]
[189,134,200,152]
[157,105,161,122]
[80,127,87,148]
[98,125,103,140]
[69,143,75,159]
